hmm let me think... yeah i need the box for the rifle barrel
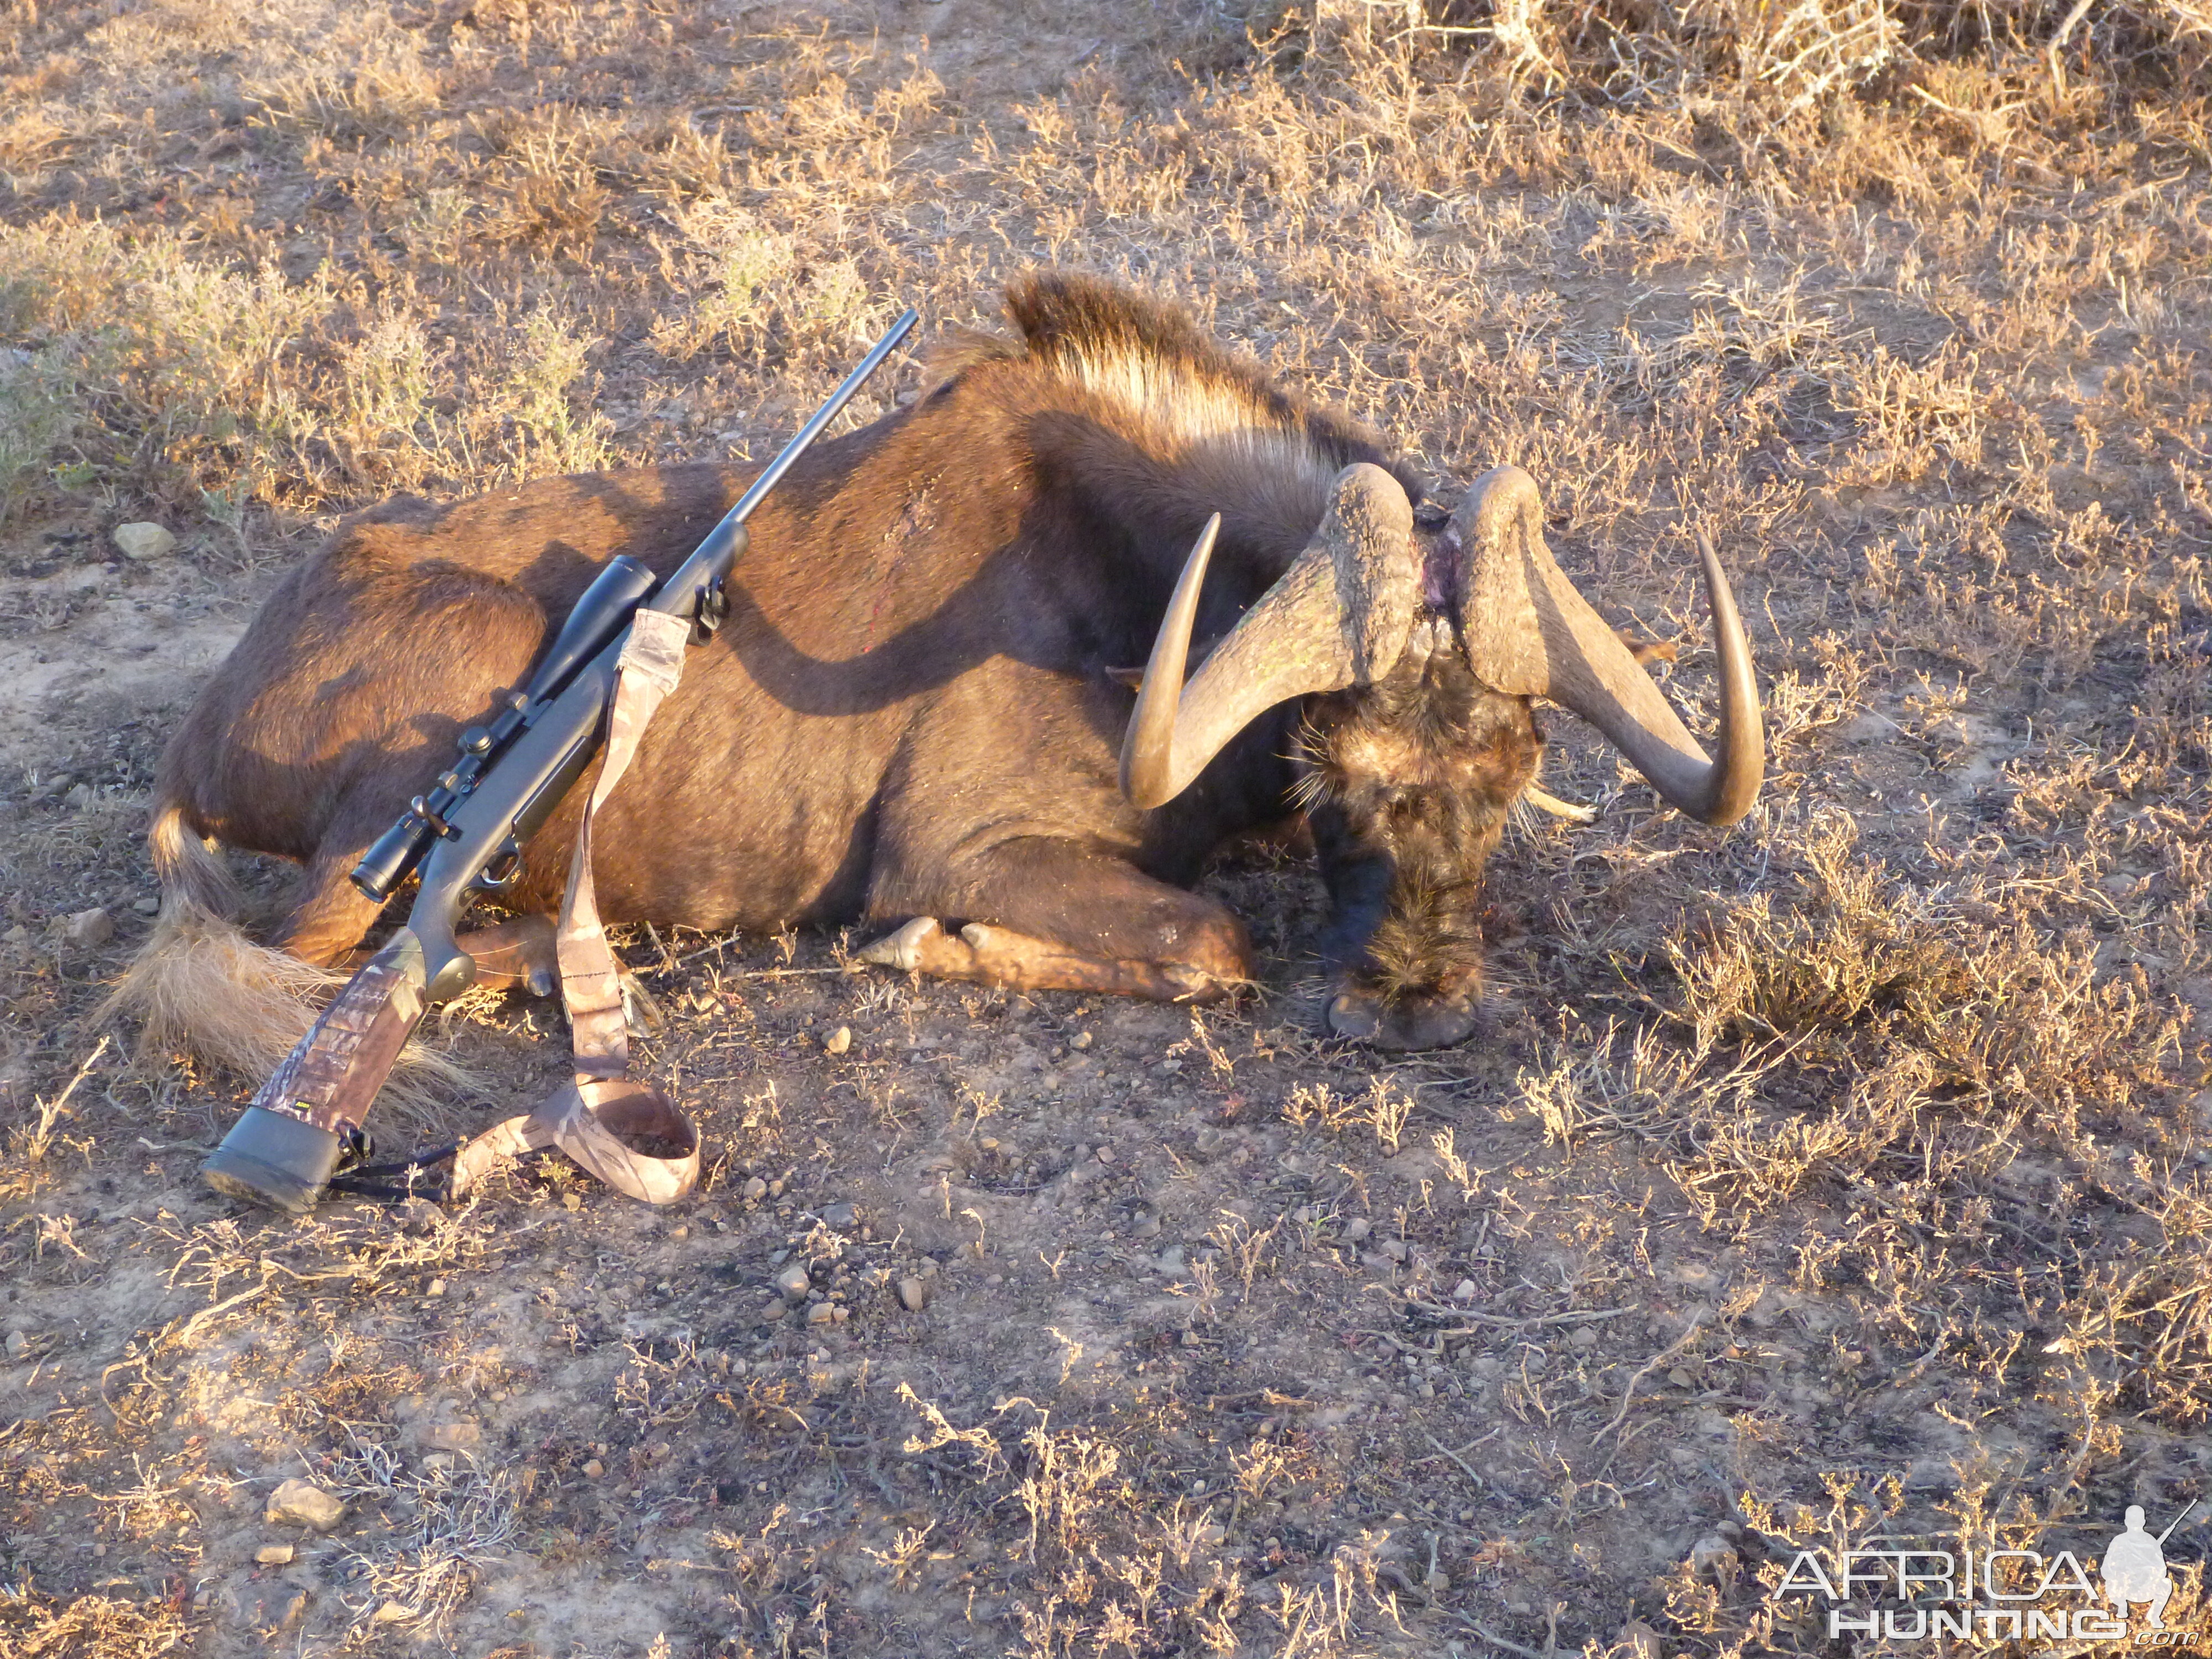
[641,308,920,625]
[727,309,921,527]
[2157,1499,2197,1546]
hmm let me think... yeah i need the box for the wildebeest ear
[1107,635,1221,690]
[1618,628,1678,667]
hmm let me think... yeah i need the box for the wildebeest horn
[1121,463,1418,810]
[1452,465,1762,826]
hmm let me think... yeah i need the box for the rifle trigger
[476,837,524,892]
[693,575,728,644]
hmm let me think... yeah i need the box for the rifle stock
[200,931,429,1213]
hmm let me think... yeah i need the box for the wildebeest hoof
[1327,986,1478,1051]
[858,916,942,972]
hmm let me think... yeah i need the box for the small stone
[372,1600,411,1625]
[821,1201,857,1230]
[823,1026,851,1055]
[1379,1238,1407,1262]
[1689,1534,1739,1583]
[1668,1366,1695,1388]
[1452,1278,1478,1302]
[1621,1619,1663,1659]
[742,1176,769,1201]
[581,1458,604,1479]
[5,1330,27,1360]
[1569,1324,1599,1349]
[1070,1031,1092,1050]
[562,1192,583,1211]
[63,782,93,811]
[1131,1212,1161,1240]
[1343,1217,1371,1244]
[62,907,113,947]
[112,521,178,561]
[425,1421,479,1450]
[426,1279,446,1297]
[264,1479,347,1533]
[773,1262,811,1301]
[1426,1569,1450,1595]
[1156,1246,1186,1275]
[255,1543,295,1566]
[806,1301,836,1324]
[132,895,160,915]
[898,1276,929,1312]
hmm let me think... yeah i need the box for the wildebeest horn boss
[111,274,1763,1066]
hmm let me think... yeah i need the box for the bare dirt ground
[4,1,2212,1655]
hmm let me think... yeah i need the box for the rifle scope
[349,552,660,901]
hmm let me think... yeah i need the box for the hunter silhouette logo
[1776,1501,2202,1645]
[2105,1504,2193,1631]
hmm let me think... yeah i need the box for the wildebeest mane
[924,274,1421,588]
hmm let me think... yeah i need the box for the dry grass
[3,0,2211,1654]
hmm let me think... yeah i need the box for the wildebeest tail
[99,800,340,1080]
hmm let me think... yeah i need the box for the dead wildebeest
[111,273,1760,1066]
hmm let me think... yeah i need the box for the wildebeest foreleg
[860,916,1229,1000]
[860,837,1253,1001]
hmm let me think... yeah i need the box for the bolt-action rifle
[202,310,919,1213]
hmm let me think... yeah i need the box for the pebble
[821,1201,857,1230]
[112,521,178,561]
[1569,1324,1599,1349]
[5,1330,27,1360]
[63,782,93,811]
[742,1176,768,1201]
[1452,1278,1478,1302]
[581,1458,604,1479]
[372,1600,411,1625]
[806,1301,836,1325]
[424,1421,479,1450]
[132,895,160,915]
[255,1543,295,1566]
[823,1026,851,1055]
[1070,1031,1092,1050]
[773,1262,811,1301]
[897,1276,930,1312]
[1690,1535,1739,1582]
[1379,1238,1407,1262]
[264,1479,348,1532]
[1156,1246,1186,1275]
[62,907,113,947]
[1343,1217,1371,1244]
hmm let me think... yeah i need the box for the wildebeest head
[1121,461,1763,1049]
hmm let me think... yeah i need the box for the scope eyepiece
[350,813,435,900]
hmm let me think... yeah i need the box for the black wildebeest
[112,274,1760,1065]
